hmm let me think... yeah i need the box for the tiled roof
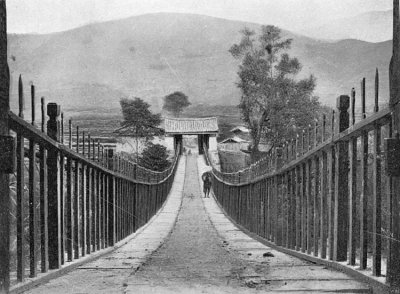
[164,117,218,134]
[219,136,248,144]
[230,126,250,133]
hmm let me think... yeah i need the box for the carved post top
[47,103,60,119]
[336,95,350,112]
[47,103,60,141]
[336,95,350,133]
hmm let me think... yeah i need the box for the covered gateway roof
[164,117,218,134]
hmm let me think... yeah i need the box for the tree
[229,25,320,161]
[163,91,191,117]
[116,97,163,161]
[139,143,170,172]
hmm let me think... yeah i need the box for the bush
[138,143,170,172]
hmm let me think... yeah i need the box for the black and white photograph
[0,0,399,293]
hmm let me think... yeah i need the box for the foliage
[117,97,163,138]
[229,25,320,161]
[163,91,191,117]
[139,142,171,171]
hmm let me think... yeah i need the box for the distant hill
[7,13,391,116]
[299,10,392,43]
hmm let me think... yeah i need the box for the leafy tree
[116,97,163,160]
[163,91,191,117]
[229,26,320,161]
[139,143,170,171]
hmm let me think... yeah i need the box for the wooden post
[0,0,10,291]
[16,75,25,282]
[39,97,48,273]
[108,149,116,246]
[333,95,349,261]
[47,103,61,269]
[387,0,400,286]
[360,80,369,270]
[29,85,38,277]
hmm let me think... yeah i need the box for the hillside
[299,10,392,43]
[7,13,391,116]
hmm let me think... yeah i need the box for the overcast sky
[8,0,392,34]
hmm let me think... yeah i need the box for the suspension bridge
[2,1,400,294]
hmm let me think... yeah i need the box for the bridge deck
[24,155,370,294]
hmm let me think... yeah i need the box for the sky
[8,0,392,34]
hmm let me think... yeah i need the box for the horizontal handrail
[9,111,179,185]
[208,107,392,186]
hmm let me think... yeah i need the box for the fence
[0,76,180,292]
[204,69,400,289]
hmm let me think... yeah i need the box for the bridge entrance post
[174,135,182,155]
[198,135,203,154]
[333,95,349,262]
[47,103,62,269]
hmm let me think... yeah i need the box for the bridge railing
[205,70,400,289]
[1,76,180,292]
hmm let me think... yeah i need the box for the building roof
[219,136,248,144]
[230,126,250,133]
[163,117,218,134]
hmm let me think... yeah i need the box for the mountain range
[7,13,391,116]
[299,10,392,43]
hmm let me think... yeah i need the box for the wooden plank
[86,166,91,254]
[295,166,301,251]
[301,163,306,253]
[348,137,357,265]
[16,133,25,281]
[290,168,296,249]
[74,129,80,258]
[306,160,312,255]
[81,164,87,256]
[39,145,48,273]
[104,174,109,247]
[66,157,73,261]
[28,84,38,276]
[39,99,48,273]
[313,156,319,257]
[104,172,108,243]
[327,147,334,260]
[372,124,382,276]
[91,169,97,251]
[320,151,327,259]
[59,154,65,265]
[360,130,369,269]
[96,169,101,250]
[29,139,38,277]
[16,76,25,281]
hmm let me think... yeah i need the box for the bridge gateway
[163,117,218,155]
